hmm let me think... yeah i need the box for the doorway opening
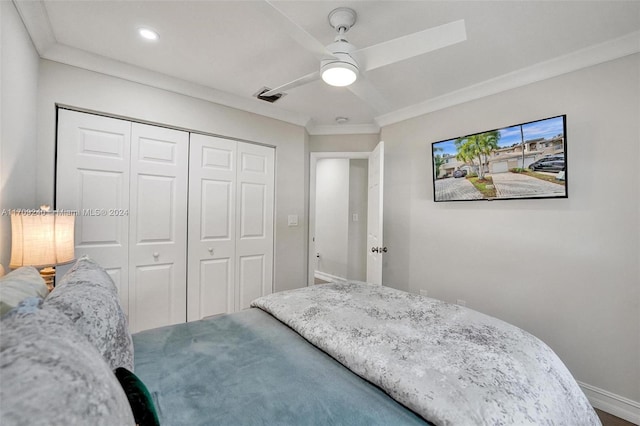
[308,152,370,286]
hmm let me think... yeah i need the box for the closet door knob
[208,247,214,255]
[153,252,159,259]
[371,247,379,253]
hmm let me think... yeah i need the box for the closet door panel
[238,254,265,311]
[239,183,266,238]
[76,170,124,244]
[133,264,174,332]
[235,142,274,310]
[129,123,188,332]
[56,109,131,314]
[187,134,236,321]
[198,258,231,318]
[135,174,175,241]
[201,179,233,239]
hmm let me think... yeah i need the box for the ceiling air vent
[254,87,286,103]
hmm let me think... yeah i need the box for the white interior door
[366,141,384,285]
[129,123,188,332]
[235,142,274,310]
[187,134,237,321]
[56,109,131,314]
[187,136,274,318]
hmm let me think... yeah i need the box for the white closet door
[187,134,237,321]
[236,142,274,310]
[56,109,131,314]
[129,123,189,332]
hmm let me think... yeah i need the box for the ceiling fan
[257,2,467,113]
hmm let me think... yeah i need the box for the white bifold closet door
[187,134,274,321]
[128,123,188,332]
[57,110,132,311]
[57,110,189,332]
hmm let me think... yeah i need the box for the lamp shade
[9,211,75,269]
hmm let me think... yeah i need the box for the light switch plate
[288,214,298,226]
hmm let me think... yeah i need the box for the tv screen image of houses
[431,115,567,202]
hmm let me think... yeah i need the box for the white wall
[309,133,379,152]
[381,54,640,408]
[36,60,308,292]
[348,159,368,281]
[315,158,349,278]
[0,2,40,269]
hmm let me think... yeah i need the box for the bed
[133,281,601,426]
[0,258,600,425]
[133,307,429,426]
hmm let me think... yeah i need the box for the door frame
[308,151,370,287]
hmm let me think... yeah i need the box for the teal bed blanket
[133,308,431,426]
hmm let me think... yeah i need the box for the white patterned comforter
[251,282,600,426]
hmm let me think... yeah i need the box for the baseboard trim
[579,381,640,424]
[314,270,346,283]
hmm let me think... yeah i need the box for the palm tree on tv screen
[455,140,477,175]
[455,131,500,179]
[433,146,444,178]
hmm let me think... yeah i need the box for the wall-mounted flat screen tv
[431,115,567,202]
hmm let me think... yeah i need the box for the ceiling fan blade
[261,71,321,97]
[353,19,467,72]
[347,77,391,114]
[259,0,333,60]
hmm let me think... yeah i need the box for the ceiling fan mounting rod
[328,7,357,34]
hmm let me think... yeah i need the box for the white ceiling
[15,1,640,134]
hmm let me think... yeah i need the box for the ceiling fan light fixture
[321,61,358,87]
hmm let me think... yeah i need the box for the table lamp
[9,206,75,291]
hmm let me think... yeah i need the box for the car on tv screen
[529,155,565,172]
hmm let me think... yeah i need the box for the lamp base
[39,267,56,292]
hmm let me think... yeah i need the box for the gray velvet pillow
[0,267,48,316]
[43,256,134,370]
[0,297,135,425]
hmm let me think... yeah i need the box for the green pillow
[114,367,160,426]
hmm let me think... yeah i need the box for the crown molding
[42,43,311,127]
[306,122,380,136]
[12,0,56,54]
[375,30,640,128]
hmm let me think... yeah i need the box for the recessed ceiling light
[138,28,159,41]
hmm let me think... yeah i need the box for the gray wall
[380,54,640,403]
[0,2,40,269]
